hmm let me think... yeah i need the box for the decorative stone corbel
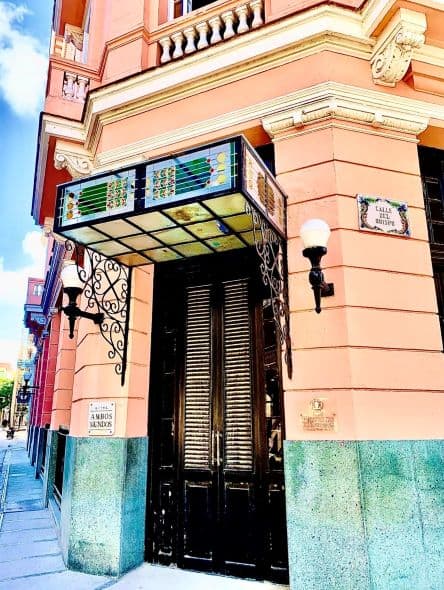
[54,141,94,178]
[43,217,54,237]
[371,9,426,87]
[43,217,66,243]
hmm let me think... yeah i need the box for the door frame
[145,249,288,582]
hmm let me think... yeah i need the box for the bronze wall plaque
[301,398,336,432]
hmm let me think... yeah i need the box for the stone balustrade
[51,33,65,58]
[51,25,85,62]
[63,72,90,102]
[159,0,263,64]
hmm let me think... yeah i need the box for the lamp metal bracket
[246,203,292,379]
[65,241,132,386]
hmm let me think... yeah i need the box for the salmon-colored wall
[39,314,61,427]
[34,338,49,428]
[275,122,444,441]
[30,353,42,427]
[51,313,78,430]
[69,265,153,437]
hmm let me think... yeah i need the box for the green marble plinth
[284,440,444,590]
[60,436,148,576]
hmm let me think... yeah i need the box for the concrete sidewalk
[0,432,288,590]
[0,433,111,590]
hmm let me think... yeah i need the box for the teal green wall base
[284,440,444,590]
[42,429,58,508]
[61,436,148,577]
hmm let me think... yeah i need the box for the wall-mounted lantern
[60,260,104,338]
[300,219,334,314]
[16,370,38,404]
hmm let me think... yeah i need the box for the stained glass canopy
[54,136,286,266]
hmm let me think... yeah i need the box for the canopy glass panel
[54,136,286,266]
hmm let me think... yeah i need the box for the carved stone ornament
[371,9,426,88]
[371,29,425,87]
[54,149,93,178]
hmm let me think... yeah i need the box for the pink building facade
[27,0,444,587]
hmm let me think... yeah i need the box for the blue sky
[0,1,53,366]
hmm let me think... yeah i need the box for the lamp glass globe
[300,218,331,249]
[60,260,84,290]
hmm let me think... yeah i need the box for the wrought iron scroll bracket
[65,241,132,386]
[245,203,293,379]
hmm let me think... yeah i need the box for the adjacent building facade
[26,0,444,587]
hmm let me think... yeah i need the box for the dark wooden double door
[147,250,288,583]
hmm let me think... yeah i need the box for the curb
[0,448,11,529]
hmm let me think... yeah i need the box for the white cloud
[0,337,20,366]
[0,230,46,306]
[0,230,46,365]
[0,2,47,117]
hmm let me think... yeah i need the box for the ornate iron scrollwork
[65,241,132,386]
[245,203,292,378]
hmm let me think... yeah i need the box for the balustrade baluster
[196,21,210,49]
[184,26,197,54]
[235,5,250,34]
[76,76,89,101]
[159,37,172,63]
[63,72,76,99]
[250,0,263,28]
[209,16,223,45]
[221,11,236,40]
[171,31,185,59]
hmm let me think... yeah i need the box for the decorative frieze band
[371,8,426,87]
[262,95,429,139]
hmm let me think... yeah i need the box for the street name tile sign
[357,195,410,236]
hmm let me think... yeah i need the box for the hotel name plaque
[357,195,410,237]
[88,401,115,436]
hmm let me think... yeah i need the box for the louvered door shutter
[223,279,253,471]
[183,285,212,470]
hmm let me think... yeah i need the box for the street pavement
[0,431,288,590]
[0,431,111,590]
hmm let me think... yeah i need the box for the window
[418,146,444,348]
[81,0,91,64]
[33,284,43,297]
[255,143,275,175]
[168,0,215,20]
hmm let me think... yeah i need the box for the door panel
[147,252,288,583]
[183,285,212,470]
[183,480,214,560]
[223,279,253,472]
[223,482,257,567]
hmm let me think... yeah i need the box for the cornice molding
[371,9,427,87]
[54,141,93,178]
[90,82,438,171]
[33,115,87,221]
[262,94,429,139]
[38,82,444,177]
[414,44,444,69]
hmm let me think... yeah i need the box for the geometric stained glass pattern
[62,170,135,226]
[54,136,287,267]
[145,142,233,206]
